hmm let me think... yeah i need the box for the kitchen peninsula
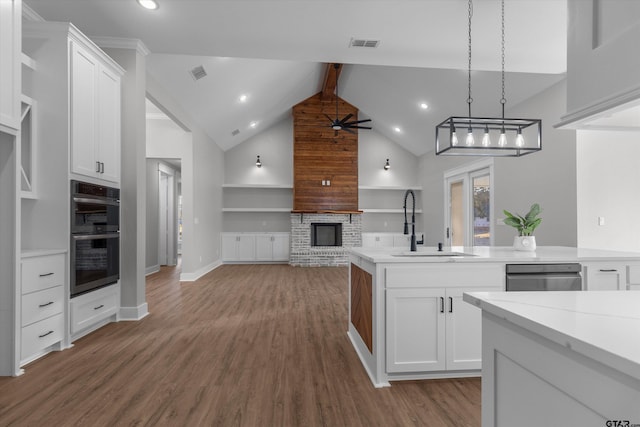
[348,246,640,387]
[464,291,640,425]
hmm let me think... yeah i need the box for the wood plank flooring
[0,264,480,426]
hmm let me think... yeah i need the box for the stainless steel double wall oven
[70,180,120,297]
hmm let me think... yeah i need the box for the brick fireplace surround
[289,213,362,267]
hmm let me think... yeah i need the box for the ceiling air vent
[349,38,380,48]
[231,129,240,136]
[189,65,207,81]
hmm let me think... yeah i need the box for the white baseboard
[145,264,160,276]
[119,303,149,321]
[180,259,223,282]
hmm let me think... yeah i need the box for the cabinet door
[96,65,120,183]
[70,42,98,178]
[255,235,273,261]
[0,0,20,131]
[585,263,626,291]
[272,234,290,261]
[386,288,446,372]
[236,235,255,261]
[221,234,238,261]
[445,286,501,370]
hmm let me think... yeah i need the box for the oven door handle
[73,196,120,207]
[72,233,120,240]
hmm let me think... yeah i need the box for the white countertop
[349,245,640,264]
[463,290,640,381]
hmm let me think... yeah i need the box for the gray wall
[420,79,578,247]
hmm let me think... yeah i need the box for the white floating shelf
[361,209,423,214]
[222,208,292,212]
[21,53,36,71]
[358,186,422,191]
[222,184,293,189]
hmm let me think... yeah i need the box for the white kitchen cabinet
[255,233,289,261]
[20,252,66,366]
[386,285,501,373]
[0,0,21,132]
[70,283,119,339]
[221,233,256,262]
[70,40,121,183]
[222,233,289,262]
[583,262,627,291]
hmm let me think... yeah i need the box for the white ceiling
[25,0,568,155]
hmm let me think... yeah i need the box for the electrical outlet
[322,180,326,186]
[327,180,331,186]
[598,216,605,226]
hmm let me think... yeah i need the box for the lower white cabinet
[256,234,289,261]
[386,285,501,373]
[583,262,627,290]
[70,284,119,337]
[221,233,290,262]
[20,252,66,366]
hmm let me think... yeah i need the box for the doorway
[444,159,494,247]
[158,162,178,266]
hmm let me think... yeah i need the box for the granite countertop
[463,290,640,381]
[349,245,640,264]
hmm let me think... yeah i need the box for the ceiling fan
[325,63,372,133]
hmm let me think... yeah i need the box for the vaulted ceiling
[25,0,567,156]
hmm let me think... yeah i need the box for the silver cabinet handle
[101,162,105,173]
[599,269,618,272]
[96,161,101,172]
[39,301,54,308]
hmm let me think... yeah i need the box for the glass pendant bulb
[465,127,475,146]
[481,126,491,147]
[515,128,525,147]
[450,123,458,146]
[498,129,507,147]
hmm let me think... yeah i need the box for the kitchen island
[348,246,640,387]
[464,291,640,426]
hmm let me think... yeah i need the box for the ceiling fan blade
[324,113,335,123]
[338,114,354,124]
[348,125,372,130]
[343,119,372,126]
[342,127,356,134]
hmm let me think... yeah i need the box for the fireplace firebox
[311,223,342,247]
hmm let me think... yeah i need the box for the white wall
[566,0,640,115]
[576,129,640,251]
[420,80,578,248]
[224,117,293,185]
[146,75,224,280]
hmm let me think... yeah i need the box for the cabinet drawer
[22,286,64,327]
[71,287,118,334]
[22,254,65,294]
[21,313,64,360]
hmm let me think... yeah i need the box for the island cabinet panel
[385,264,504,288]
[583,262,627,290]
[350,264,372,353]
[386,288,445,372]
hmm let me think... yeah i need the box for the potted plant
[503,203,542,251]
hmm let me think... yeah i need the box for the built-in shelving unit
[222,183,293,213]
[358,186,423,214]
[20,95,36,198]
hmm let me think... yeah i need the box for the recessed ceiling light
[137,0,159,10]
[393,127,402,133]
[239,94,248,103]
[420,102,429,110]
[249,121,258,128]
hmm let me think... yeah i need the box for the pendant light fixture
[435,0,541,157]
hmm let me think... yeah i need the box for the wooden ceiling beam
[321,63,342,99]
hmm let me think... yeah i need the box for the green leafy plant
[503,203,542,236]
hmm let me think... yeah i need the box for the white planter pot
[513,236,536,251]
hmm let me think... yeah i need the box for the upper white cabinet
[70,40,121,183]
[0,0,21,132]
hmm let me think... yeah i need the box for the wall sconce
[256,155,262,168]
[384,158,390,170]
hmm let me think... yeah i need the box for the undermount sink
[392,252,476,257]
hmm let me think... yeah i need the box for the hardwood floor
[0,264,480,426]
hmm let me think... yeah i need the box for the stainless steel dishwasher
[506,263,582,291]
